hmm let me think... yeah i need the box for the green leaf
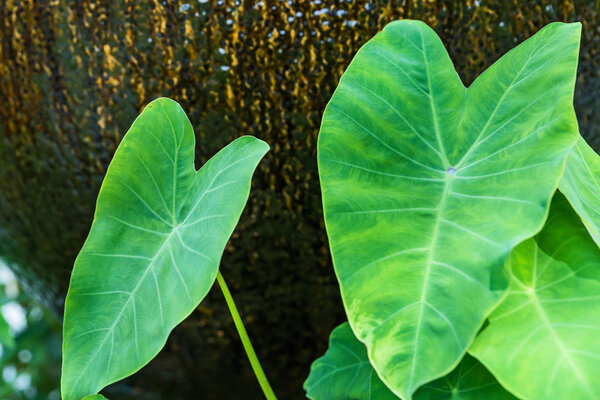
[61,98,268,400]
[470,193,600,400]
[304,322,398,400]
[559,135,600,244]
[83,395,108,400]
[415,355,518,400]
[0,311,14,349]
[304,323,517,400]
[318,20,580,399]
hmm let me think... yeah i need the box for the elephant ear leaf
[318,20,580,399]
[470,192,600,400]
[304,323,517,400]
[559,135,600,244]
[83,396,108,400]
[61,98,269,400]
[414,354,518,400]
[304,322,398,400]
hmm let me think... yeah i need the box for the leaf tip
[236,135,270,156]
[544,20,582,38]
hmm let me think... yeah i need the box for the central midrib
[405,35,456,395]
[406,174,453,394]
[69,228,178,394]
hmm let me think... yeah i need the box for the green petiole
[216,271,277,400]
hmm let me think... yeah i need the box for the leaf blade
[61,98,268,399]
[318,20,580,399]
[559,135,600,244]
[471,193,600,400]
[304,322,400,400]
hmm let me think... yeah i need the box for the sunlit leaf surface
[61,98,268,399]
[560,135,600,244]
[471,193,600,400]
[318,20,580,398]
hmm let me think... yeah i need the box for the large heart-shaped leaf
[61,98,268,400]
[560,135,600,244]
[304,322,517,400]
[318,20,580,398]
[470,193,600,400]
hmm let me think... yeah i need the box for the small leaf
[560,135,600,244]
[470,193,600,400]
[304,322,398,400]
[0,312,14,349]
[61,98,269,400]
[318,19,580,399]
[305,323,517,400]
[415,355,518,400]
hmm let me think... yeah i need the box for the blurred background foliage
[0,0,599,398]
[0,263,61,400]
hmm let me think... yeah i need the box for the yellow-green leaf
[318,20,580,399]
[471,193,600,400]
[560,135,600,244]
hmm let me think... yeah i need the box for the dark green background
[0,0,598,398]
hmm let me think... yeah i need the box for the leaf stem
[216,271,277,400]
